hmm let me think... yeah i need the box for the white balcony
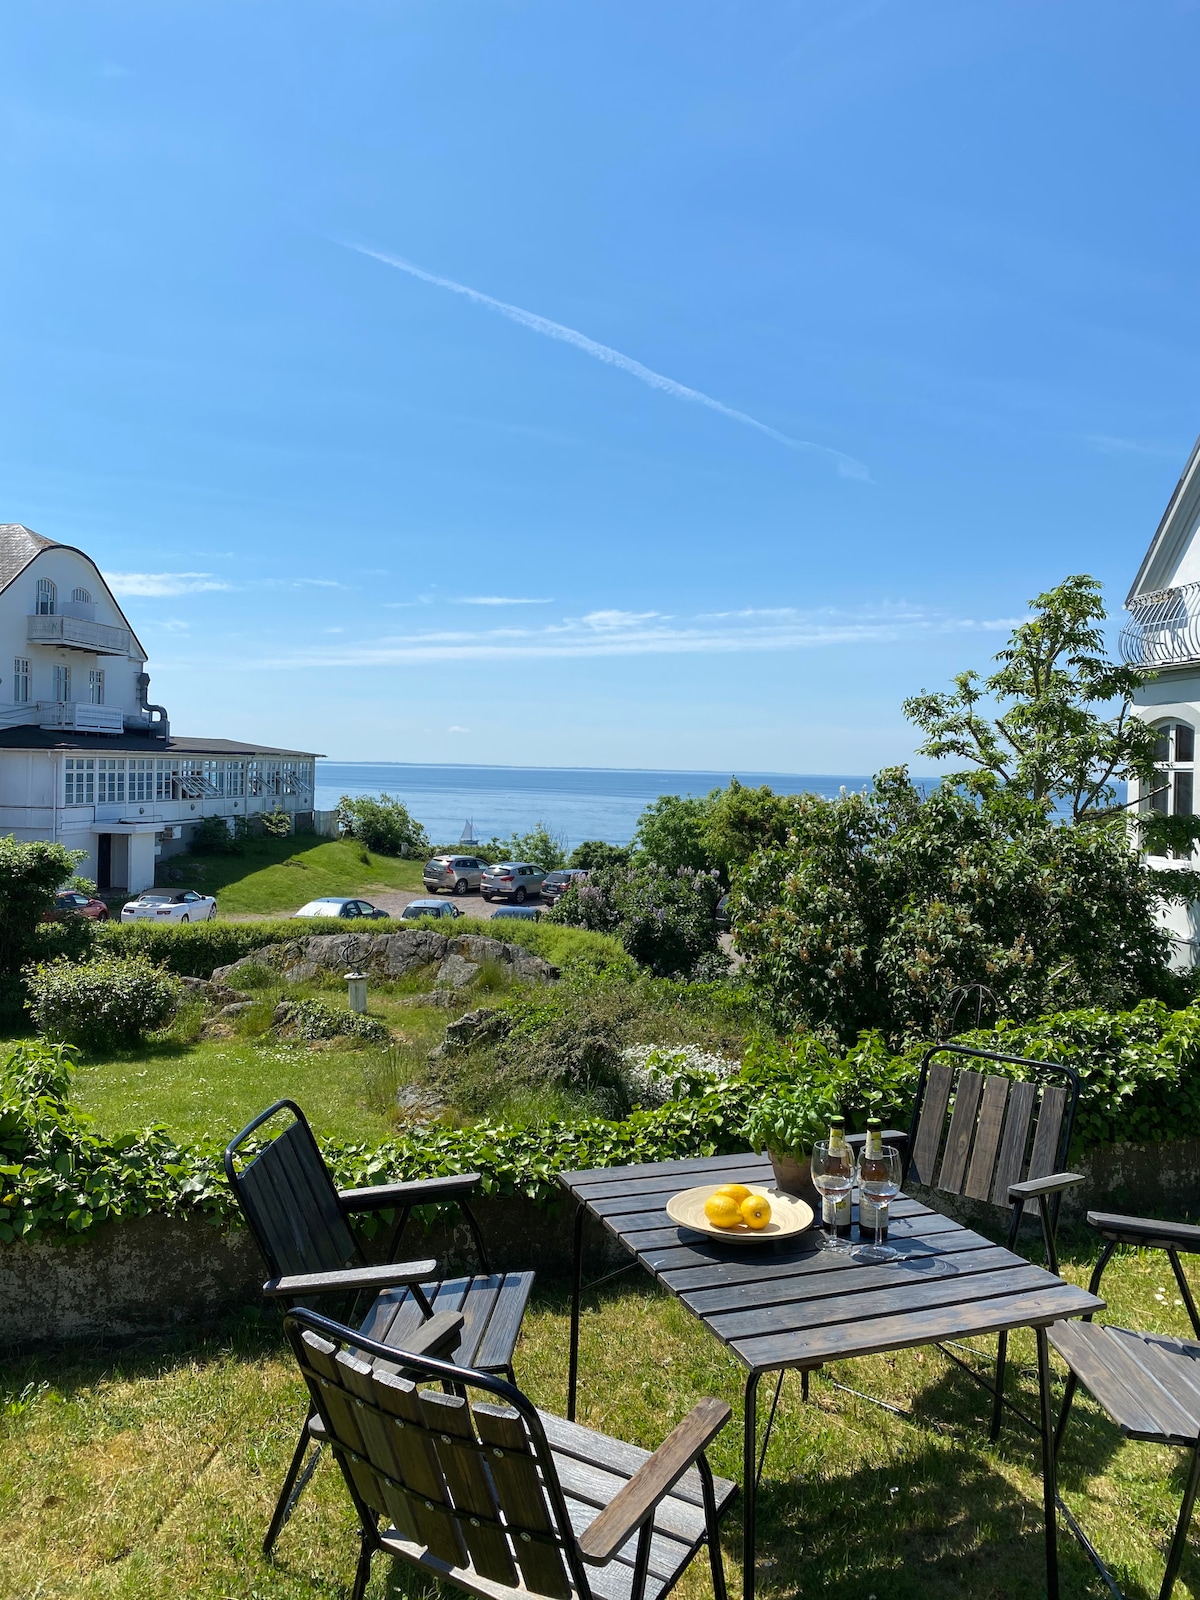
[27,613,131,656]
[37,701,125,733]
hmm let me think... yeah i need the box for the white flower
[619,1043,740,1106]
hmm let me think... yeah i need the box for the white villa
[0,523,318,894]
[1123,440,1200,963]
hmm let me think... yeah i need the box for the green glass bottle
[857,1117,889,1240]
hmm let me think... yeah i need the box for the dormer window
[1146,720,1195,856]
[71,587,91,604]
[35,578,56,616]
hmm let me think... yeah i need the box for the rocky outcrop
[210,930,557,990]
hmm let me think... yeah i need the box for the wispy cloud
[105,571,233,597]
[448,725,471,733]
[455,595,553,606]
[254,603,1017,669]
[1080,433,1182,459]
[345,244,868,480]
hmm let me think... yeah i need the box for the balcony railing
[36,701,125,733]
[1120,583,1200,669]
[27,614,131,656]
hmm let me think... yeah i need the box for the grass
[155,836,424,916]
[2,1240,1199,1599]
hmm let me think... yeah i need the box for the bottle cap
[829,1115,846,1129]
[865,1116,882,1130]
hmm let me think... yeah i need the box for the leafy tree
[733,767,1185,1048]
[568,839,632,870]
[547,862,722,977]
[336,793,428,857]
[903,574,1158,823]
[498,822,567,871]
[633,794,715,874]
[0,838,84,988]
[703,779,794,877]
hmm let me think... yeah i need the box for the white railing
[1121,584,1200,669]
[36,701,125,733]
[27,614,131,655]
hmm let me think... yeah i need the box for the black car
[541,868,588,905]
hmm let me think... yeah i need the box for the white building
[0,524,318,894]
[1123,441,1200,963]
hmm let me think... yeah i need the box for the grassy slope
[0,1244,1191,1599]
[157,835,424,915]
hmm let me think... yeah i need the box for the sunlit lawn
[4,1239,1200,1599]
[150,835,424,917]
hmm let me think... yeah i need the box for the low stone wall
[6,1136,1200,1350]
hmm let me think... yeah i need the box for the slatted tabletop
[560,1149,1103,1600]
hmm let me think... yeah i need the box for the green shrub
[189,816,239,855]
[279,998,390,1046]
[260,808,292,838]
[336,793,428,857]
[568,840,632,870]
[0,837,86,1015]
[547,862,721,977]
[23,954,184,1050]
[92,917,353,975]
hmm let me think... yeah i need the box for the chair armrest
[338,1174,482,1212]
[262,1258,438,1298]
[1008,1173,1086,1202]
[1087,1212,1200,1254]
[577,1398,732,1565]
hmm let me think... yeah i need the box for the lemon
[714,1182,751,1203]
[741,1194,772,1230]
[704,1193,743,1229]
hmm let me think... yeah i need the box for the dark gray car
[423,855,487,895]
[480,862,546,903]
[541,868,588,905]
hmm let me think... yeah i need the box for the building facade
[1123,442,1200,964]
[0,524,318,893]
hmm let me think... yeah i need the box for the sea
[314,763,879,851]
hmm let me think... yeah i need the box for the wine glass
[855,1144,902,1263]
[810,1139,854,1252]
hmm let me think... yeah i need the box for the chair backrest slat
[989,1079,1037,1206]
[936,1070,984,1195]
[963,1076,1009,1201]
[1027,1083,1069,1181]
[292,1322,576,1600]
[227,1104,359,1280]
[909,1061,954,1186]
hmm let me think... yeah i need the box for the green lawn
[154,836,424,916]
[2,1244,1197,1599]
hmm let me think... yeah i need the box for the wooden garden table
[559,1150,1103,1600]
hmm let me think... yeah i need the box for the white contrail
[346,243,867,479]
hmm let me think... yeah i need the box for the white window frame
[128,759,154,802]
[36,578,56,615]
[13,658,29,704]
[52,664,71,703]
[96,759,125,805]
[64,758,95,805]
[88,669,105,705]
[71,587,91,604]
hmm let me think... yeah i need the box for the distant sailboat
[460,819,478,846]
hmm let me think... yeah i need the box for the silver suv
[481,862,546,903]
[423,855,487,895]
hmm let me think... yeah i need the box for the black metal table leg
[567,1201,585,1422]
[1037,1325,1060,1600]
[743,1371,761,1600]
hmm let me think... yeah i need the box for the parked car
[715,892,732,931]
[42,889,110,922]
[400,898,461,920]
[481,862,546,903]
[293,897,390,920]
[121,890,217,923]
[422,855,488,895]
[492,905,541,922]
[540,868,588,905]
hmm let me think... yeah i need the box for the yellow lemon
[740,1194,772,1230]
[714,1182,751,1203]
[704,1193,743,1229]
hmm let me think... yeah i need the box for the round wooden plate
[665,1184,815,1243]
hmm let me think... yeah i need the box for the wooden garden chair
[225,1099,535,1553]
[899,1043,1083,1437]
[284,1306,737,1600]
[1050,1211,1200,1600]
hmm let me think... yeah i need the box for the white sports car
[121,889,217,923]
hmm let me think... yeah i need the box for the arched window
[35,578,56,616]
[71,587,91,604]
[1147,720,1195,855]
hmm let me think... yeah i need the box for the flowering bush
[546,862,721,977]
[278,998,390,1046]
[620,1043,740,1106]
[24,954,183,1050]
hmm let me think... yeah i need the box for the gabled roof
[0,524,59,590]
[0,522,147,662]
[1127,435,1200,603]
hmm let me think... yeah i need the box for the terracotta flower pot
[768,1148,820,1209]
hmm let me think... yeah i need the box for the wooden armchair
[285,1307,737,1600]
[1050,1211,1200,1600]
[901,1044,1083,1437]
[225,1099,535,1553]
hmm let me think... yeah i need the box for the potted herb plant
[743,1078,845,1206]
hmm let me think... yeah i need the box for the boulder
[207,929,555,990]
[442,1007,511,1054]
[435,953,484,989]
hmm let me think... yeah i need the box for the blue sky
[3,1,1198,769]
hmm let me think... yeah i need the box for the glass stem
[875,1203,885,1251]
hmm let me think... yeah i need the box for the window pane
[1176,771,1194,816]
[1177,725,1196,763]
[1151,779,1170,814]
[1155,726,1171,762]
